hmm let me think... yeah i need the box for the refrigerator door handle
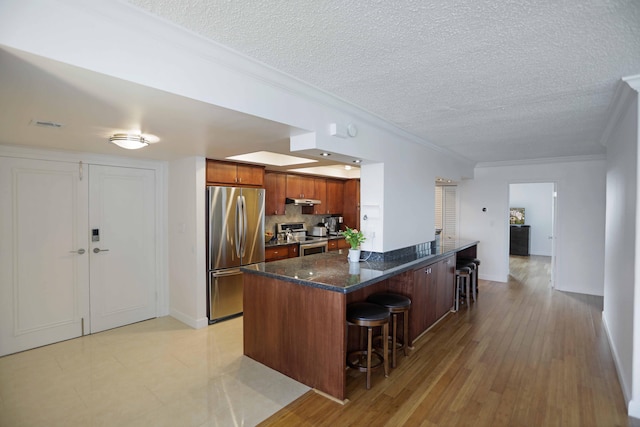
[235,195,243,259]
[241,195,248,258]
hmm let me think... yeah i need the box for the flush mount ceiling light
[320,152,331,157]
[108,133,149,150]
[353,159,362,164]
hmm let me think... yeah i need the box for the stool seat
[348,302,390,323]
[367,293,411,310]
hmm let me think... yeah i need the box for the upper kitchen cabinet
[286,174,315,199]
[326,179,344,215]
[302,178,345,215]
[302,178,327,215]
[343,179,360,230]
[206,159,265,187]
[264,171,286,215]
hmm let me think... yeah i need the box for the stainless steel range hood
[285,197,321,206]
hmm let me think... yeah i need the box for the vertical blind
[435,185,457,240]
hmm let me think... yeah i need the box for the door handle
[69,248,86,255]
[93,248,109,253]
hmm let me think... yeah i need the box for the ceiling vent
[30,119,63,128]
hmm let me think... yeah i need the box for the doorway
[508,182,556,288]
[0,157,159,356]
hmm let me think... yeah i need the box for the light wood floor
[260,255,632,426]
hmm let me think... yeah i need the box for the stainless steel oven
[299,240,328,256]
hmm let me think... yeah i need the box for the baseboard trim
[478,273,508,283]
[170,308,209,329]
[602,312,634,417]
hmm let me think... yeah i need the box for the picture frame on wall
[510,207,525,224]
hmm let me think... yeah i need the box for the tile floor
[0,316,310,427]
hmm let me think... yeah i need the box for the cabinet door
[265,172,286,215]
[313,178,327,214]
[411,266,437,341]
[424,264,438,330]
[265,246,289,262]
[435,256,455,319]
[206,160,237,185]
[343,179,360,230]
[326,179,344,214]
[286,174,315,199]
[237,164,264,187]
[288,244,299,258]
[337,239,350,250]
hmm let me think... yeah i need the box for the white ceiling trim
[475,154,607,169]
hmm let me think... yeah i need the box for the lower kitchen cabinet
[408,254,455,342]
[328,239,350,251]
[265,243,299,262]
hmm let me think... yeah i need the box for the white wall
[168,157,208,328]
[0,0,475,255]
[509,183,554,256]
[603,84,638,415]
[459,157,606,295]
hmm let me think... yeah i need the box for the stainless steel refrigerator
[207,186,265,323]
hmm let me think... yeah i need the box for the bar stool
[455,266,471,311]
[347,302,390,389]
[367,292,412,368]
[459,257,481,298]
[457,260,477,302]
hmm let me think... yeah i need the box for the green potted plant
[341,226,366,262]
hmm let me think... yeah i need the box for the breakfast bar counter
[242,239,478,401]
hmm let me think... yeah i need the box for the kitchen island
[242,239,478,401]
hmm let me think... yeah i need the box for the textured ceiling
[125,0,640,163]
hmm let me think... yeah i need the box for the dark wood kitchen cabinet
[206,159,264,187]
[343,179,360,230]
[265,243,299,262]
[264,172,286,215]
[435,255,456,320]
[302,178,344,215]
[302,178,327,215]
[326,179,344,215]
[286,174,315,199]
[407,254,455,342]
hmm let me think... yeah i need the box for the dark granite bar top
[243,239,479,294]
[265,235,343,248]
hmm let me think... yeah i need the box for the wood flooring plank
[259,256,631,427]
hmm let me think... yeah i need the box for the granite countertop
[265,234,343,248]
[244,239,479,293]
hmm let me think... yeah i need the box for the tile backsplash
[265,204,331,235]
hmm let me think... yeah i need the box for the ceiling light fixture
[108,133,149,150]
[353,159,362,164]
[320,152,331,157]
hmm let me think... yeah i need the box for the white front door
[88,165,157,333]
[0,157,89,356]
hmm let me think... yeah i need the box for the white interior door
[0,157,89,356]
[89,165,156,333]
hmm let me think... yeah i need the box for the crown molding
[600,75,640,147]
[475,154,606,169]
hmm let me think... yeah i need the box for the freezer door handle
[211,269,242,277]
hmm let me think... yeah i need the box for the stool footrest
[347,350,385,372]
